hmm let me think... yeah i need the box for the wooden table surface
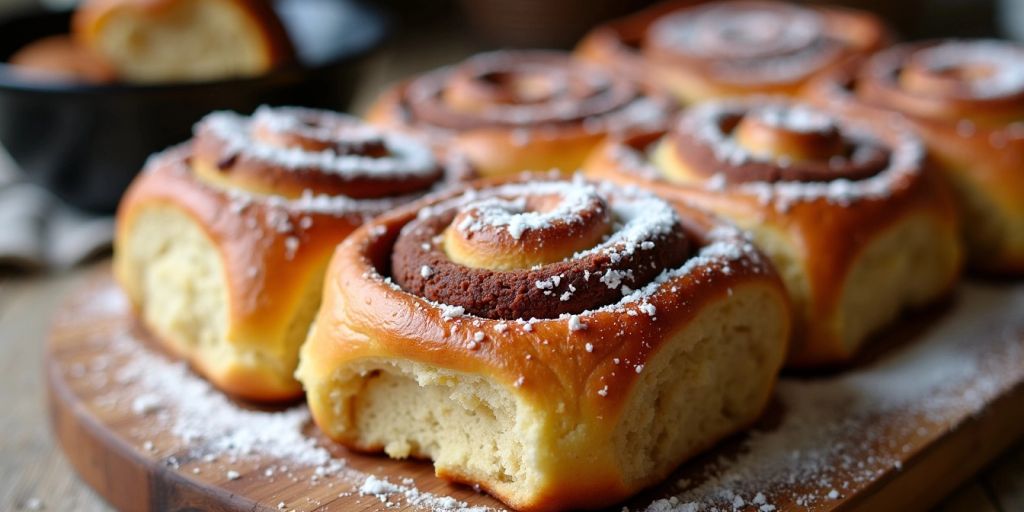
[2,21,1024,512]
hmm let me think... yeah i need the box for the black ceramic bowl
[0,0,387,213]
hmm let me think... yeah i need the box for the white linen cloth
[0,147,114,270]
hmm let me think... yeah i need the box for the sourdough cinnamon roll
[576,0,888,104]
[587,99,962,366]
[367,50,672,177]
[114,106,471,401]
[297,177,791,511]
[806,40,1024,275]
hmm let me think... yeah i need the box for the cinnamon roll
[296,177,791,511]
[806,40,1024,275]
[114,106,471,401]
[366,50,673,178]
[587,99,962,366]
[576,0,888,104]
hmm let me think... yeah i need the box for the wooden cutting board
[46,267,1024,512]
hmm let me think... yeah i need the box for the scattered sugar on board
[80,266,1024,510]
[359,475,490,511]
[631,283,1024,511]
[98,329,497,512]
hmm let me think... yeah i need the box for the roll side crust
[804,41,1024,275]
[586,128,962,366]
[115,147,363,400]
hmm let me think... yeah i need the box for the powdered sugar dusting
[200,106,440,180]
[455,182,598,241]
[752,103,836,134]
[404,50,670,134]
[448,178,679,265]
[915,40,1024,99]
[647,2,838,85]
[665,101,925,212]
[83,325,498,512]
[394,178,713,324]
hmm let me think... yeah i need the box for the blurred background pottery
[0,0,387,213]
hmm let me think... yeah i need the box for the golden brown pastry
[114,106,471,401]
[805,39,1024,275]
[7,35,116,83]
[366,50,673,178]
[73,0,294,83]
[296,176,791,511]
[587,98,962,366]
[576,0,889,104]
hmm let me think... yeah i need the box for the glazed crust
[576,0,889,103]
[585,100,963,366]
[366,50,672,178]
[297,176,791,510]
[804,40,1024,275]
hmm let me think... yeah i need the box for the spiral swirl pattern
[592,99,928,215]
[191,106,457,199]
[398,51,663,132]
[833,39,1024,274]
[577,0,886,102]
[647,2,837,83]
[390,179,691,320]
[859,40,1024,127]
[666,100,899,185]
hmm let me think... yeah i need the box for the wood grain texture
[1,264,110,512]
[36,267,1024,512]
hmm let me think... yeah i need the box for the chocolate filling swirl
[390,181,690,320]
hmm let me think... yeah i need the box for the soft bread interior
[836,212,960,352]
[116,205,228,353]
[300,282,788,509]
[90,0,273,82]
[310,359,546,501]
[612,283,786,487]
[115,205,310,397]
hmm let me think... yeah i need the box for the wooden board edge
[843,378,1024,511]
[45,335,271,512]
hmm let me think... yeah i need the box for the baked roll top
[114,106,470,401]
[806,40,1024,274]
[577,0,888,103]
[587,98,962,366]
[297,177,791,511]
[367,50,673,178]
